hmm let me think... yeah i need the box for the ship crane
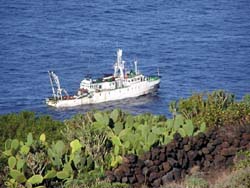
[48,71,69,100]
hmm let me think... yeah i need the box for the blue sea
[1,0,250,120]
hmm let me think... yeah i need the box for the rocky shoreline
[106,124,250,187]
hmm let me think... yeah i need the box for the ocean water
[1,0,250,120]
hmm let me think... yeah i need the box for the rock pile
[106,125,250,187]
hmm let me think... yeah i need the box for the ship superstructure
[46,49,160,108]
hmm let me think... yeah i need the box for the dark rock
[162,161,172,172]
[207,143,215,152]
[135,167,142,176]
[242,133,250,141]
[141,151,151,160]
[182,153,189,169]
[205,154,213,162]
[125,154,138,164]
[197,132,206,140]
[187,150,198,161]
[135,174,145,184]
[240,139,249,147]
[148,166,159,173]
[145,160,154,167]
[153,160,161,166]
[151,148,160,160]
[202,148,210,155]
[174,132,182,142]
[149,172,158,182]
[226,156,234,166]
[114,167,125,181]
[183,137,189,145]
[160,147,166,153]
[233,139,240,147]
[121,177,128,183]
[152,178,161,187]
[212,138,222,146]
[221,142,230,148]
[166,142,176,152]
[105,170,116,182]
[162,171,174,184]
[214,155,226,166]
[159,152,166,162]
[221,147,237,156]
[136,159,145,168]
[128,176,136,184]
[177,150,184,162]
[172,168,181,180]
[168,158,178,167]
[184,144,191,152]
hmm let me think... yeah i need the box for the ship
[46,49,160,108]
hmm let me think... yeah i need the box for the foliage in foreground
[169,90,250,127]
[63,109,206,169]
[0,111,64,151]
[1,109,206,188]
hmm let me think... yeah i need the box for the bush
[169,90,250,127]
[0,111,64,151]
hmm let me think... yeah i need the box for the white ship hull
[46,79,160,108]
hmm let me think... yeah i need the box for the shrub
[169,91,250,127]
[0,111,64,150]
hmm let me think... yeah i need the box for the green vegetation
[0,111,64,150]
[169,90,250,127]
[0,90,250,187]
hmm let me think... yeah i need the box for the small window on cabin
[99,85,102,89]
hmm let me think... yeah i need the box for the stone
[240,140,248,147]
[105,170,116,182]
[242,133,250,141]
[212,138,222,146]
[205,154,213,161]
[136,159,145,168]
[202,148,210,155]
[162,161,172,172]
[121,177,128,183]
[135,167,142,176]
[128,176,136,184]
[151,148,160,160]
[182,137,189,145]
[125,154,138,163]
[148,166,159,173]
[135,174,145,184]
[168,158,178,167]
[162,171,174,184]
[149,172,158,182]
[153,160,161,166]
[187,150,198,161]
[221,142,230,148]
[145,160,154,167]
[159,152,166,162]
[233,139,240,147]
[172,168,181,180]
[184,144,191,152]
[221,147,237,156]
[214,155,226,166]
[152,178,161,187]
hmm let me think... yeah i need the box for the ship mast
[48,71,68,100]
[113,49,125,79]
